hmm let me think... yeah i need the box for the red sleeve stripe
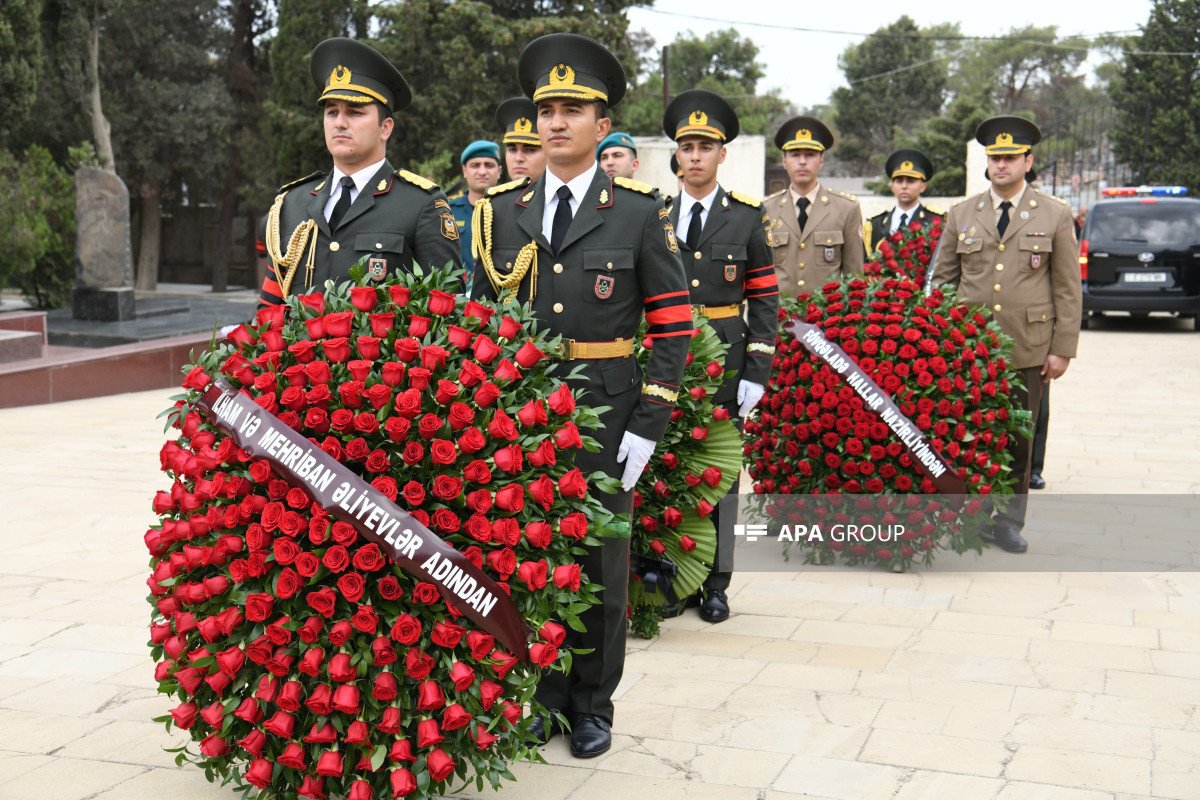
[745,265,775,276]
[645,304,694,327]
[646,327,696,340]
[745,274,778,290]
[643,290,690,305]
[745,289,779,300]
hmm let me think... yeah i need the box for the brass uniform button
[691,278,700,287]
[996,264,1004,271]
[606,262,614,270]
[693,252,703,260]
[797,280,805,288]
[993,304,1002,312]
[553,302,564,313]
[798,263,805,270]
[1041,314,1047,320]
[1033,245,1040,251]
[375,242,383,249]
[994,283,1002,291]
[329,241,340,252]
[799,243,806,250]
[553,263,563,274]
[998,244,1005,252]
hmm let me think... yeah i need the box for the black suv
[1079,189,1200,330]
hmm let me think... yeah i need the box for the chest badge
[594,274,615,299]
[724,264,738,282]
[823,246,836,263]
[1030,253,1042,269]
[367,257,388,281]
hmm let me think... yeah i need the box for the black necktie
[328,176,355,230]
[997,200,1012,238]
[797,197,810,233]
[897,212,908,232]
[686,201,704,251]
[550,184,573,254]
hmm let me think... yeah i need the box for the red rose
[524,521,552,548]
[488,410,519,441]
[517,398,548,428]
[478,679,503,709]
[401,441,424,465]
[412,582,440,604]
[408,315,431,337]
[338,572,366,603]
[306,587,337,617]
[322,337,352,363]
[244,757,272,789]
[494,484,524,512]
[492,517,521,546]
[558,468,587,498]
[517,559,548,591]
[449,661,476,691]
[471,335,501,363]
[529,642,559,667]
[528,476,555,511]
[389,739,415,763]
[447,324,475,350]
[430,439,458,465]
[539,620,566,646]
[351,605,378,634]
[331,683,361,715]
[442,702,472,730]
[352,543,386,572]
[496,315,522,338]
[493,443,523,474]
[377,575,403,600]
[466,631,494,660]
[394,337,420,363]
[473,381,501,407]
[553,421,583,450]
[416,679,445,711]
[458,360,486,387]
[515,340,547,367]
[305,683,333,715]
[485,548,517,579]
[385,284,410,306]
[431,508,460,534]
[527,439,557,467]
[432,475,462,501]
[560,512,588,540]
[390,768,417,797]
[472,723,498,751]
[493,358,522,382]
[262,709,296,738]
[427,289,455,315]
[680,535,697,552]
[390,614,422,645]
[430,621,465,648]
[463,459,492,484]
[426,749,456,783]
[244,593,274,622]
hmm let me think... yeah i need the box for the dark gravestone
[73,167,135,321]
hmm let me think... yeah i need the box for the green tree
[910,95,991,197]
[0,146,79,309]
[0,0,41,148]
[1110,0,1200,187]
[831,17,954,174]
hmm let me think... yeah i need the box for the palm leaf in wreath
[629,508,717,608]
[690,417,743,505]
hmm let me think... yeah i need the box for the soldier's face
[783,149,823,190]
[462,157,501,195]
[987,153,1032,190]
[537,99,610,167]
[506,143,546,179]
[676,137,725,191]
[600,147,638,179]
[890,176,926,207]
[323,100,392,170]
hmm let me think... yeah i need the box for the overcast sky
[626,0,1154,110]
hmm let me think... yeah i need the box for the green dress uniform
[471,33,690,730]
[764,117,864,294]
[864,149,943,253]
[257,37,461,306]
[927,116,1081,548]
[663,89,779,596]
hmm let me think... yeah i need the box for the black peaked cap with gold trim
[518,33,626,108]
[976,115,1041,155]
[311,37,412,113]
[496,97,540,146]
[885,149,934,181]
[670,153,682,178]
[774,115,834,152]
[663,89,739,143]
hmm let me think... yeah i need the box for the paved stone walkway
[1,320,1198,800]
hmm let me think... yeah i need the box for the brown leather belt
[693,303,741,320]
[552,338,635,360]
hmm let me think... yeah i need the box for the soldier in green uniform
[496,96,546,181]
[597,131,639,179]
[927,116,1081,553]
[864,149,943,253]
[663,89,779,623]
[257,37,460,306]
[448,140,502,293]
[763,116,864,296]
[471,32,690,758]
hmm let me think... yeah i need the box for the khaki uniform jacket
[669,186,780,405]
[258,160,461,305]
[763,183,864,294]
[927,187,1082,370]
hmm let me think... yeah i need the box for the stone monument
[72,166,135,321]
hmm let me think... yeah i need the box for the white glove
[616,430,656,491]
[736,380,765,417]
[219,324,240,341]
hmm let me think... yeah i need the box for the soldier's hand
[1041,354,1070,382]
[736,380,765,417]
[617,430,656,491]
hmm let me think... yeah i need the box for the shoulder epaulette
[763,188,788,203]
[728,190,762,209]
[486,177,530,197]
[447,190,465,200]
[614,176,657,196]
[397,169,438,192]
[277,171,324,194]
[924,204,944,215]
[835,191,859,202]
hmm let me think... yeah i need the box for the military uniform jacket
[927,187,1081,370]
[470,169,692,463]
[669,186,780,406]
[447,192,475,276]
[864,203,943,253]
[258,160,461,305]
[764,183,865,295]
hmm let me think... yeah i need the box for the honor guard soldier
[257,38,460,306]
[764,116,864,294]
[670,152,684,192]
[497,96,546,181]
[864,149,943,253]
[597,131,639,179]
[470,33,690,758]
[664,89,778,623]
[926,115,1081,553]
[448,140,502,292]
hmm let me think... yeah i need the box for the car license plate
[1123,272,1167,283]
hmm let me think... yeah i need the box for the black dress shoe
[989,523,1028,554]
[1029,473,1046,490]
[699,589,730,623]
[569,714,611,758]
[661,593,701,618]
[527,712,564,745]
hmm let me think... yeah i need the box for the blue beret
[460,140,501,165]
[596,132,637,158]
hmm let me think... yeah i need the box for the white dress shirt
[678,184,720,243]
[890,203,920,233]
[322,157,387,222]
[542,163,600,242]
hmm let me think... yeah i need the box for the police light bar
[1102,185,1189,197]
